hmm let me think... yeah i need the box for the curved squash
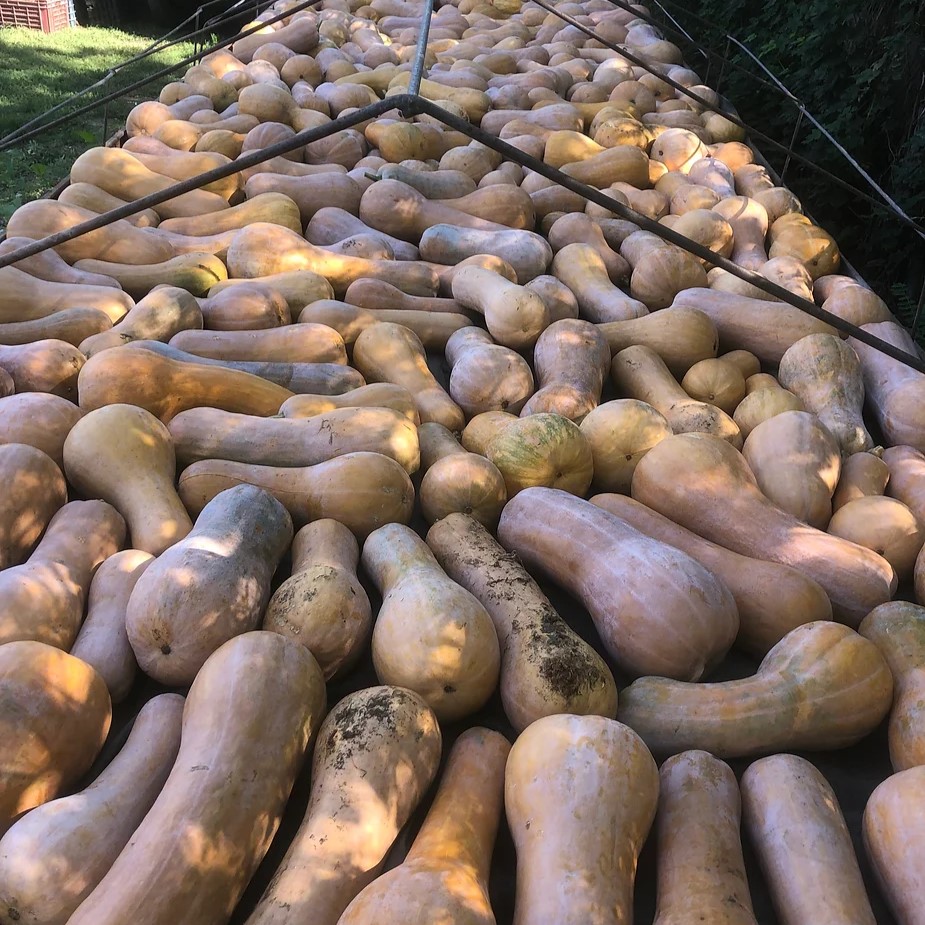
[884,444,925,524]
[68,632,326,925]
[0,393,82,467]
[498,487,739,680]
[832,451,890,511]
[552,242,648,322]
[245,686,441,925]
[0,266,132,325]
[280,383,419,423]
[126,484,292,686]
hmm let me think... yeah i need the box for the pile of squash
[1,0,925,921]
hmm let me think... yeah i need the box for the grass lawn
[0,25,197,229]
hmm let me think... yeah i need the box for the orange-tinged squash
[681,357,746,415]
[0,641,111,834]
[832,451,890,511]
[505,714,658,925]
[620,621,893,757]
[338,727,509,925]
[0,393,82,467]
[245,686,441,925]
[280,383,418,423]
[884,445,925,524]
[68,632,326,925]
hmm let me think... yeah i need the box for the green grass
[0,25,197,228]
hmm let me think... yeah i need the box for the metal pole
[781,108,804,185]
[407,0,436,98]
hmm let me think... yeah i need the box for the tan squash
[828,496,924,579]
[71,550,153,703]
[0,339,85,400]
[451,266,550,349]
[362,523,500,720]
[209,270,333,316]
[68,631,326,925]
[427,513,617,730]
[0,641,111,834]
[0,693,184,925]
[232,18,319,63]
[591,493,833,655]
[262,519,370,679]
[654,751,757,925]
[741,754,876,925]
[73,253,227,301]
[863,766,925,925]
[612,344,743,447]
[505,714,659,925]
[711,196,769,271]
[341,281,463,317]
[461,410,518,456]
[78,344,293,422]
[244,172,364,224]
[445,326,535,417]
[0,235,124,286]
[0,309,112,348]
[681,357,746,415]
[280,383,419,423]
[742,410,841,529]
[768,215,840,279]
[499,487,739,679]
[721,349,761,379]
[620,620,892,757]
[418,423,507,528]
[521,319,610,421]
[245,686,442,925]
[126,485,292,686]
[599,306,719,377]
[339,727,508,925]
[353,322,465,431]
[632,433,896,624]
[630,245,708,310]
[823,282,894,326]
[777,333,874,456]
[168,405,419,472]
[197,282,292,330]
[733,386,805,439]
[580,399,673,494]
[524,274,580,323]
[0,500,125,649]
[55,184,162,228]
[0,443,67,571]
[547,212,630,282]
[0,393,82,467]
[123,147,241,201]
[309,213,421,263]
[169,324,345,365]
[552,242,648,322]
[178,451,414,537]
[859,601,925,771]
[832,451,890,511]
[883,445,925,524]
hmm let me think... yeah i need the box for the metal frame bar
[1,5,922,372]
[0,0,324,152]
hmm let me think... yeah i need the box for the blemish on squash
[160,643,171,655]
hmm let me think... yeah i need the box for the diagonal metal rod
[0,0,324,152]
[530,0,925,237]
[406,0,436,98]
[407,95,925,373]
[0,96,404,270]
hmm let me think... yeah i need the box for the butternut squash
[851,321,925,453]
[630,245,708,310]
[0,393,82,467]
[552,242,648,322]
[362,522,500,720]
[244,171,364,224]
[123,147,241,201]
[0,339,84,400]
[445,326,534,416]
[711,196,769,271]
[0,235,124,286]
[0,308,112,348]
[612,344,743,447]
[78,344,293,422]
[828,496,924,578]
[521,318,610,420]
[0,443,67,571]
[233,18,319,63]
[73,252,227,300]
[681,357,746,414]
[209,270,333,316]
[55,183,162,228]
[339,727,509,925]
[591,493,833,655]
[245,686,441,925]
[859,601,925,771]
[620,620,893,757]
[884,445,925,524]
[353,322,465,431]
[158,191,301,236]
[308,210,421,263]
[632,433,896,624]
[547,212,631,282]
[777,333,874,456]
[863,765,925,925]
[0,641,111,835]
[451,266,550,349]
[0,500,125,649]
[505,714,659,925]
[823,282,894,327]
[126,484,292,686]
[654,751,757,925]
[178,451,415,537]
[499,487,738,679]
[427,513,617,730]
[198,282,292,330]
[262,519,370,679]
[68,631,326,925]
[673,284,841,364]
[71,549,152,703]
[599,306,719,377]
[169,404,418,472]
[417,423,507,528]
[169,324,345,365]
[832,451,890,510]
[743,410,841,528]
[0,693,184,925]
[741,754,876,925]
[733,385,805,439]
[280,383,419,423]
